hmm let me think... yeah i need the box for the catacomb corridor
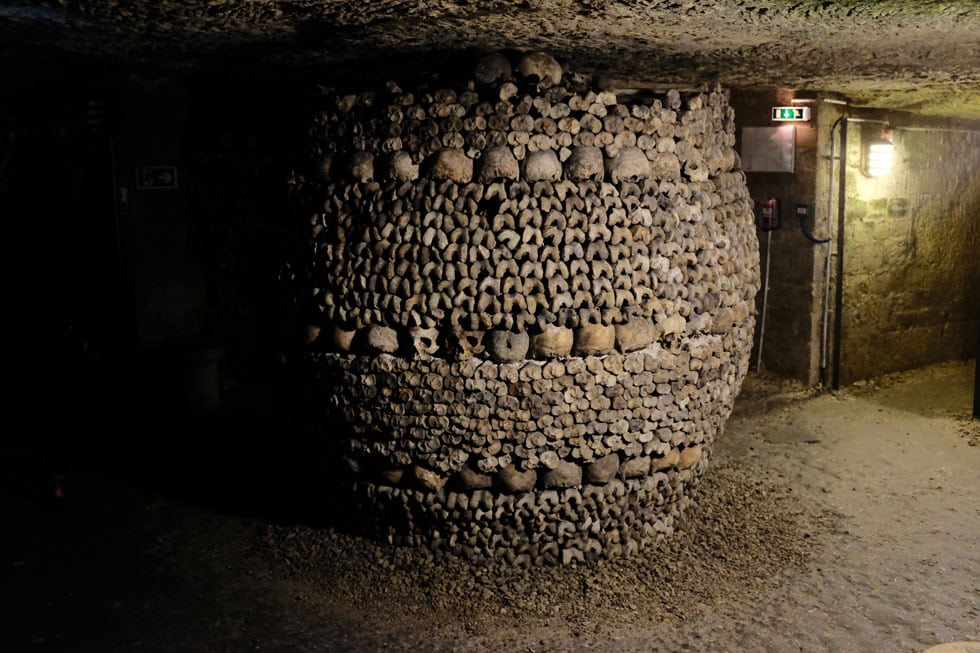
[1,2,978,652]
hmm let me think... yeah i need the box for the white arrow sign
[135,166,179,190]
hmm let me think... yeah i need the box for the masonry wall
[731,90,824,384]
[839,115,980,383]
[112,76,209,346]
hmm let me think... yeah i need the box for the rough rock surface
[1,2,979,118]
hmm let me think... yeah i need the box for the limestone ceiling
[2,1,979,119]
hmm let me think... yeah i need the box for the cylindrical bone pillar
[290,51,760,564]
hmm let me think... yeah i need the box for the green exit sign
[772,106,811,121]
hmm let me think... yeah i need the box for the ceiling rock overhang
[1,1,979,120]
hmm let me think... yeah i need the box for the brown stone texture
[3,2,979,119]
[732,89,823,385]
[839,126,980,383]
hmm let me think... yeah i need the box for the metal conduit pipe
[975,324,980,418]
[820,116,844,386]
[832,118,848,390]
[756,228,773,372]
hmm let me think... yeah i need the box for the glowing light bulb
[865,139,894,177]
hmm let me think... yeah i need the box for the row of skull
[321,144,663,185]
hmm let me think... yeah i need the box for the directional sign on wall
[771,106,811,121]
[135,166,179,190]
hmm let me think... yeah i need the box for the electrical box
[741,126,795,173]
[795,203,810,220]
[757,199,780,230]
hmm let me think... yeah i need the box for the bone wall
[291,51,760,562]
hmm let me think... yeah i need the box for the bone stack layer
[294,51,760,563]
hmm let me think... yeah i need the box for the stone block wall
[840,120,980,383]
[288,51,760,562]
[731,90,825,385]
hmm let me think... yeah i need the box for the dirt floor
[2,359,977,652]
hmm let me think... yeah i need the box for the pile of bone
[294,51,759,562]
[319,336,749,479]
[309,327,751,562]
[356,469,702,565]
[301,50,758,357]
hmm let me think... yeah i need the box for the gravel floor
[1,359,977,652]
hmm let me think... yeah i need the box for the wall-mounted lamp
[863,133,894,177]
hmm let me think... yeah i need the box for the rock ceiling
[1,1,979,120]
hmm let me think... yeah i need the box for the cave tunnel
[0,2,978,651]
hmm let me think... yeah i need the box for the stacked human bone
[298,51,759,564]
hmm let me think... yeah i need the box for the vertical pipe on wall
[974,323,979,418]
[757,229,773,371]
[821,117,843,386]
[108,134,128,346]
[831,118,848,390]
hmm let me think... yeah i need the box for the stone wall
[732,90,825,384]
[839,117,980,383]
[288,51,760,562]
[112,77,209,346]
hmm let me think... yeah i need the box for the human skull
[477,146,520,182]
[529,324,573,357]
[517,51,562,88]
[411,465,448,492]
[564,146,604,181]
[455,466,493,490]
[687,311,714,334]
[683,150,710,182]
[428,148,473,183]
[473,52,512,85]
[523,149,562,182]
[674,140,696,163]
[349,150,375,182]
[485,329,530,363]
[388,150,419,182]
[315,153,335,181]
[453,329,486,360]
[614,318,660,353]
[704,144,726,174]
[648,151,681,180]
[332,325,357,352]
[364,324,399,353]
[407,326,439,358]
[572,323,616,356]
[605,147,651,183]
[657,313,687,341]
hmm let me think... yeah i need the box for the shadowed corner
[0,343,356,534]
